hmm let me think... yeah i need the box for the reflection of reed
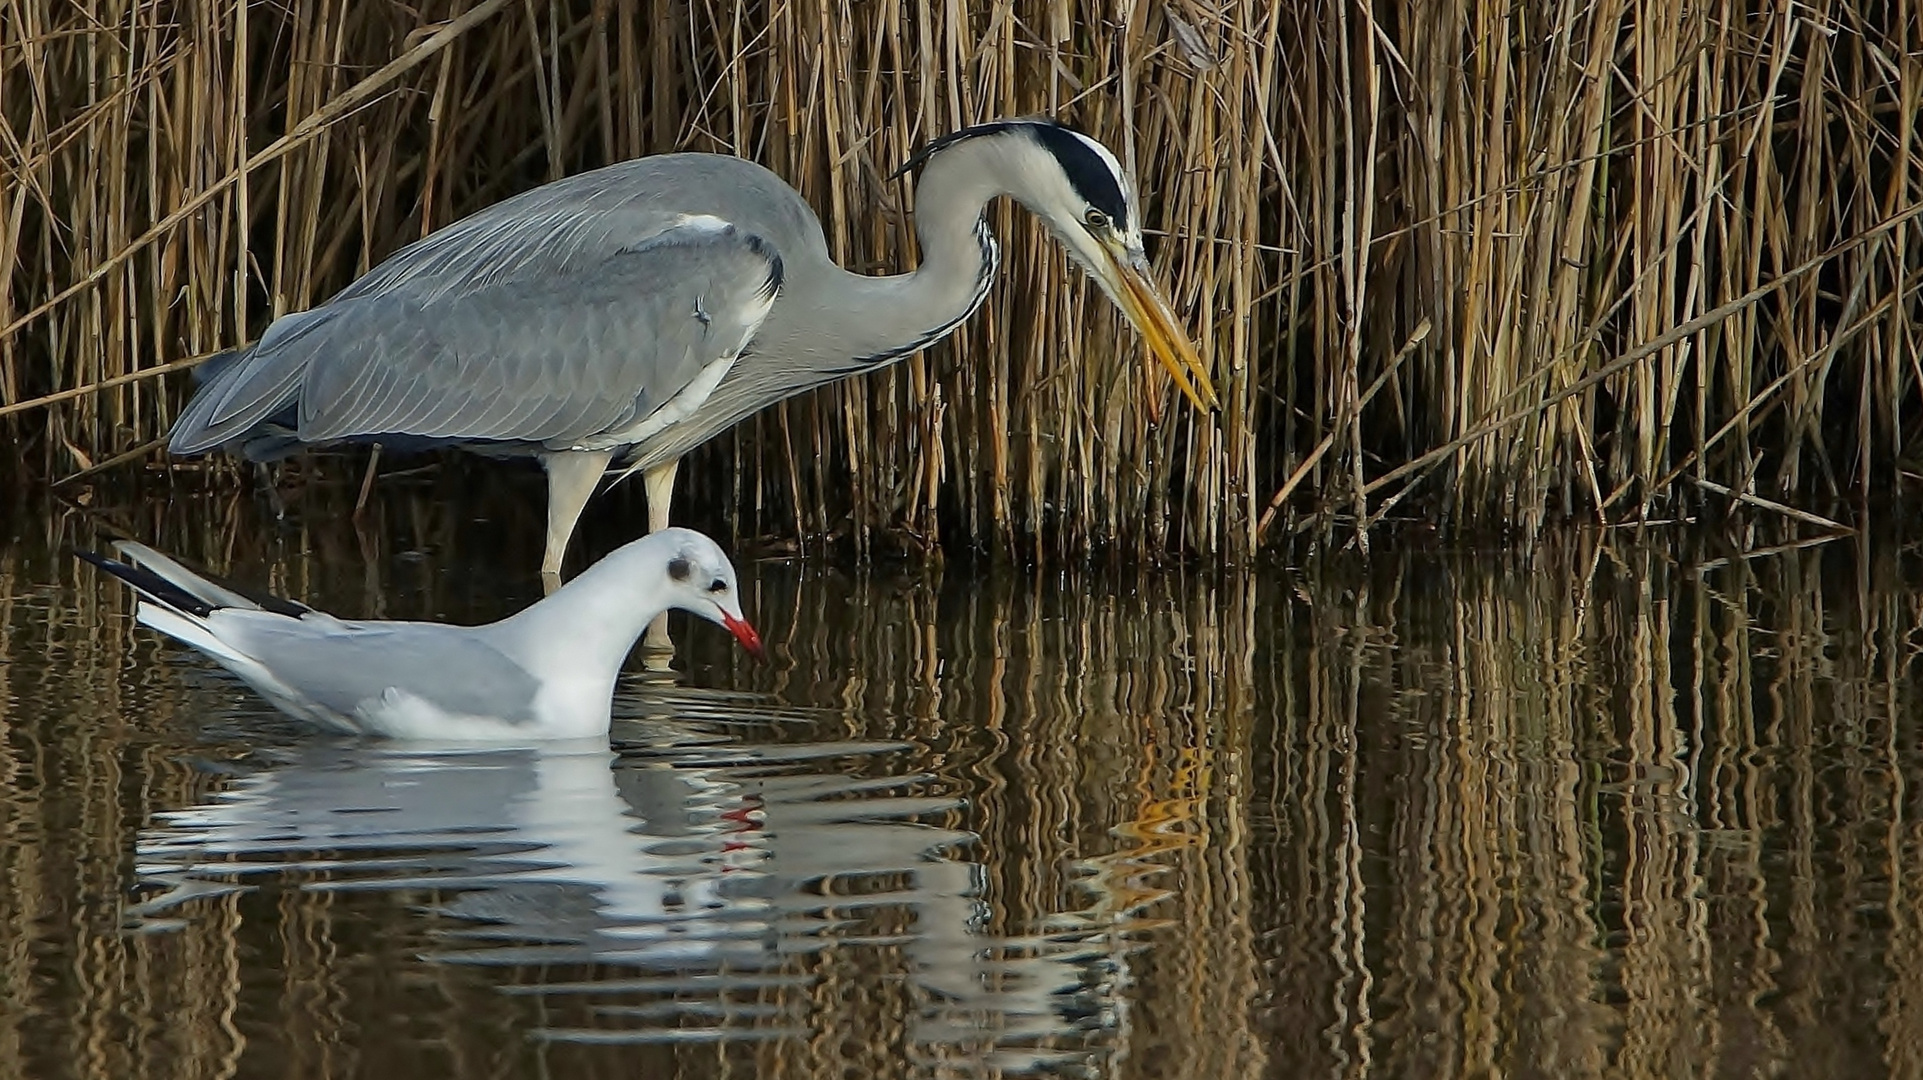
[2,487,1270,1078]
[1250,531,1923,1078]
[737,557,1270,1078]
[0,512,253,1079]
[11,489,1923,1078]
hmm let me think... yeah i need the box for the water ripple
[129,726,1131,1068]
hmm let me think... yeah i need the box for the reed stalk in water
[3,0,1919,556]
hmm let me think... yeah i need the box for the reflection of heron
[79,529,760,739]
[165,118,1218,597]
[131,736,1137,1058]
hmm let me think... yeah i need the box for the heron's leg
[352,443,383,521]
[643,460,679,534]
[255,462,287,521]
[540,449,614,594]
[640,459,680,655]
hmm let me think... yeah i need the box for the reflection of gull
[132,737,1139,1065]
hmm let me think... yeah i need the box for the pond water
[3,477,1921,1078]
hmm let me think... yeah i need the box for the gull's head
[653,527,764,659]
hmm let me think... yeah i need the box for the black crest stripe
[1022,123,1129,228]
[892,117,1130,231]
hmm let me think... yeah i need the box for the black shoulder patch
[745,236,784,302]
[893,118,1129,226]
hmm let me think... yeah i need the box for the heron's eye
[1084,209,1110,230]
[709,578,728,594]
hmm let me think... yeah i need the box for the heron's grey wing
[303,155,821,312]
[168,162,792,455]
[213,616,543,723]
[295,220,782,447]
[332,175,708,305]
[169,307,357,454]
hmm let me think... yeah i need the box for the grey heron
[77,528,763,739]
[166,118,1217,583]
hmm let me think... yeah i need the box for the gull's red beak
[720,611,765,661]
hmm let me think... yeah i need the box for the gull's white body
[91,528,758,741]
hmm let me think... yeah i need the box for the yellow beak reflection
[1101,241,1219,417]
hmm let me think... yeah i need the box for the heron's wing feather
[333,179,711,305]
[212,615,544,724]
[167,164,794,454]
[249,220,783,449]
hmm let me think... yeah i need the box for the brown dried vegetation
[2,0,1920,557]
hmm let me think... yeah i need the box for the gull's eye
[709,578,728,594]
[1084,208,1110,230]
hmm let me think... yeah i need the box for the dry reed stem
[3,0,1921,555]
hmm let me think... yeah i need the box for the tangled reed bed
[3,0,1920,559]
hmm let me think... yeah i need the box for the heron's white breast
[586,355,736,450]
[579,280,775,452]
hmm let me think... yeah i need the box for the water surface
[4,482,1921,1077]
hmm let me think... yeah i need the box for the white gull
[80,527,764,740]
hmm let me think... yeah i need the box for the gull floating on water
[78,528,763,740]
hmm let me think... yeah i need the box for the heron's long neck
[774,140,1007,376]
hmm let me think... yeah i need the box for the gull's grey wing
[212,616,544,724]
[172,202,786,454]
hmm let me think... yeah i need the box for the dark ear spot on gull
[667,557,692,582]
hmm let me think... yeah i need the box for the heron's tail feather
[170,306,345,455]
[604,455,644,489]
[190,348,245,387]
[167,343,308,457]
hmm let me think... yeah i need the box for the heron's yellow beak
[1100,240,1219,416]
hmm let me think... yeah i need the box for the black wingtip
[73,548,218,619]
[71,548,120,576]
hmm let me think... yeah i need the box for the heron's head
[897,118,1219,416]
[654,528,764,659]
